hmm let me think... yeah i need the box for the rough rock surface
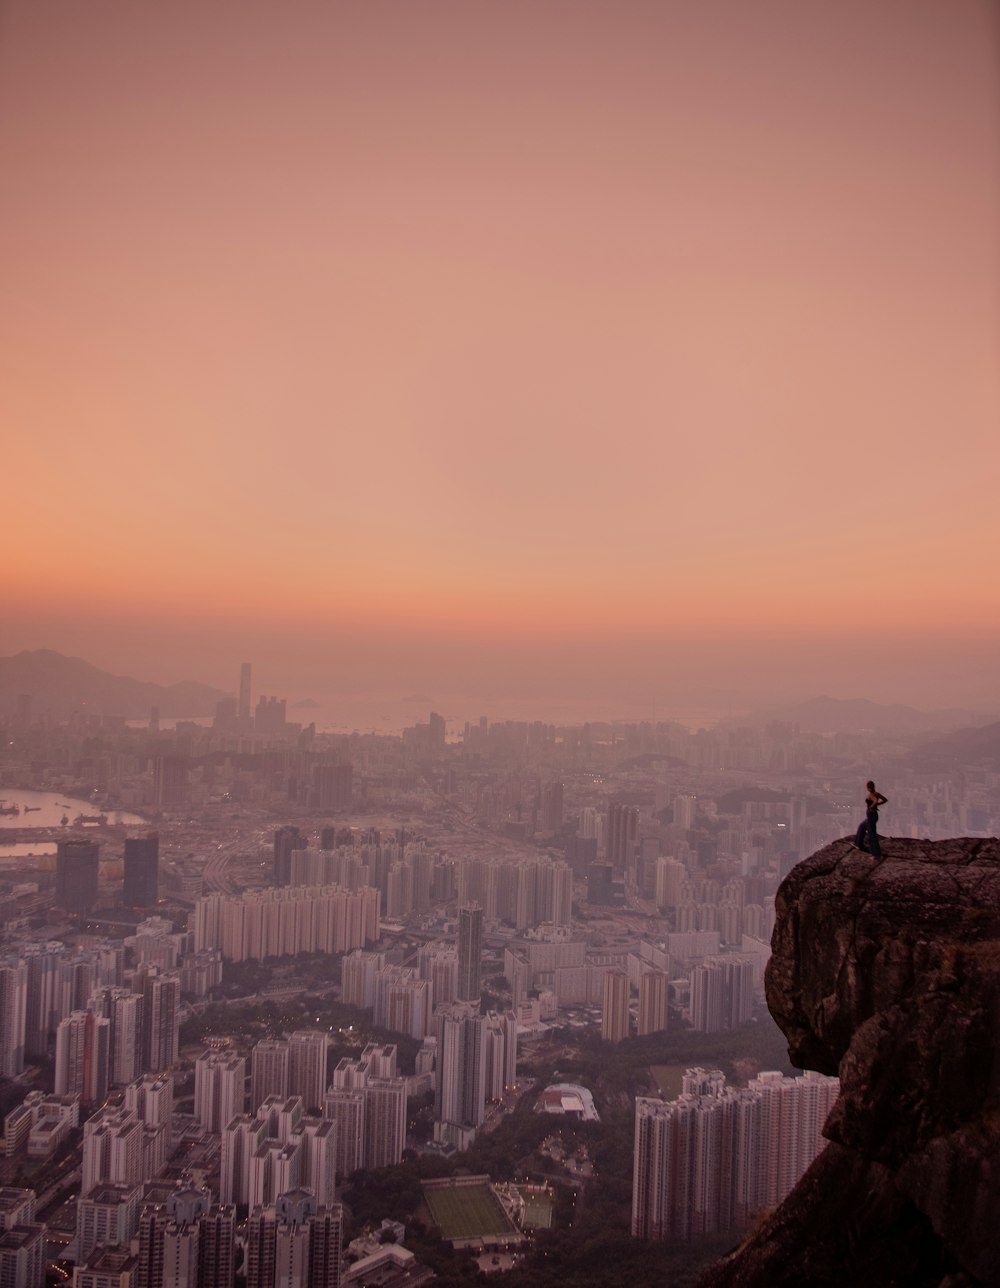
[696,836,1000,1288]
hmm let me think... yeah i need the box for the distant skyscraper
[637,971,669,1037]
[457,905,484,1003]
[152,756,188,809]
[239,663,252,728]
[273,828,306,887]
[601,970,630,1043]
[689,956,754,1033]
[56,839,100,915]
[541,781,564,834]
[311,763,353,811]
[605,802,639,873]
[123,834,159,908]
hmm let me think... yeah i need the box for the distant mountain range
[0,649,228,720]
[738,695,996,736]
[902,720,1000,771]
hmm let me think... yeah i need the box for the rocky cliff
[697,836,1000,1288]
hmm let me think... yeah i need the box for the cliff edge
[697,836,1000,1288]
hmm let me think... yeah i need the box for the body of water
[0,790,147,858]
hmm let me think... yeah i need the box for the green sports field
[518,1189,554,1229]
[422,1183,514,1241]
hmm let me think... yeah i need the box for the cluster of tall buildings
[432,1005,517,1151]
[632,1068,840,1242]
[50,834,159,918]
[340,906,516,1150]
[457,856,572,929]
[210,1037,408,1212]
[191,885,379,962]
[1,940,181,1090]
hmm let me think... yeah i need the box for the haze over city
[3,0,999,716]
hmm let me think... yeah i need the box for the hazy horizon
[4,1,998,714]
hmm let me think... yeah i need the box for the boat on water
[73,813,108,826]
[0,801,20,816]
[61,815,69,826]
[23,805,41,813]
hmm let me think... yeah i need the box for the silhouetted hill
[737,695,992,736]
[0,649,227,720]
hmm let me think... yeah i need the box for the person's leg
[868,813,881,858]
[855,820,868,849]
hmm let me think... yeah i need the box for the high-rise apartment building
[246,1190,343,1288]
[195,1051,246,1134]
[689,956,754,1033]
[631,1067,840,1242]
[0,1221,45,1288]
[322,1089,365,1182]
[273,827,306,887]
[434,1005,486,1150]
[251,1040,290,1114]
[122,834,159,908]
[483,1011,518,1102]
[287,1032,329,1114]
[75,1183,141,1263]
[55,1009,110,1105]
[239,663,253,728]
[457,905,483,1003]
[601,970,630,1043]
[637,971,668,1037]
[136,967,179,1073]
[152,756,189,809]
[135,1185,236,1288]
[56,840,100,915]
[82,1109,145,1198]
[0,960,27,1077]
[605,802,639,873]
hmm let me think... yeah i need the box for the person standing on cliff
[855,781,888,856]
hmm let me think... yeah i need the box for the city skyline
[3,0,998,714]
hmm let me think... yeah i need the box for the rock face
[697,837,1000,1288]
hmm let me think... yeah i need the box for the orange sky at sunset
[2,1,998,712]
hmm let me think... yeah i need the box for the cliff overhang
[698,836,1000,1288]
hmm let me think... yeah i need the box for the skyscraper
[56,839,100,915]
[287,1031,329,1113]
[601,970,630,1043]
[195,1051,247,1134]
[123,834,159,908]
[434,1005,486,1150]
[152,756,188,809]
[637,971,669,1037]
[55,1009,110,1105]
[137,967,180,1073]
[273,827,306,887]
[239,663,252,729]
[605,802,639,873]
[0,960,27,1077]
[457,904,483,1003]
[631,1068,840,1243]
[251,1041,290,1114]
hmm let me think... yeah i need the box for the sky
[2,0,998,714]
